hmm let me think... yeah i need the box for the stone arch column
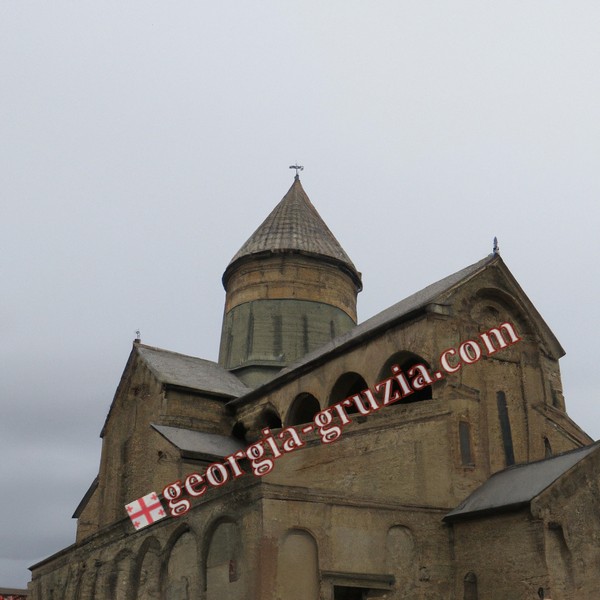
[75,560,99,600]
[64,562,84,600]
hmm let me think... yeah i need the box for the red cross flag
[125,492,167,531]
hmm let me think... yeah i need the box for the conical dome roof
[223,178,362,289]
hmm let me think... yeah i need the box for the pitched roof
[223,177,361,288]
[151,423,245,460]
[136,344,249,398]
[227,254,497,406]
[444,442,600,522]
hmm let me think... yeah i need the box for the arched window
[378,351,433,404]
[463,572,478,600]
[287,393,321,426]
[329,372,369,414]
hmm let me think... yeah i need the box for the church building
[29,176,600,599]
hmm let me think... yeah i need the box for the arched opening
[232,422,247,443]
[260,407,282,430]
[386,526,415,596]
[287,393,321,426]
[544,437,553,458]
[464,571,478,600]
[205,519,244,599]
[276,529,319,600]
[162,526,200,599]
[133,538,161,600]
[378,351,433,404]
[329,372,369,414]
[108,549,133,600]
[473,289,532,337]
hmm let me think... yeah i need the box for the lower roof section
[444,442,600,522]
[151,423,244,461]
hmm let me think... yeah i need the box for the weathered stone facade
[29,178,599,599]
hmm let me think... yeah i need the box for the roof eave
[100,342,140,438]
[443,500,530,523]
[162,382,240,401]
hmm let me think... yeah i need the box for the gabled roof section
[151,423,244,461]
[444,443,600,522]
[100,342,250,438]
[137,344,249,398]
[223,177,361,289]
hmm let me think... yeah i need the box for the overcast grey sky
[1,1,599,589]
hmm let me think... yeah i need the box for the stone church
[30,176,600,599]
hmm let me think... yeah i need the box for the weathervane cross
[289,163,304,179]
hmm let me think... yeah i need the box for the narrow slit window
[459,421,473,466]
[496,391,515,466]
[302,315,309,354]
[273,315,282,357]
[246,311,254,357]
[544,437,552,458]
[464,572,478,600]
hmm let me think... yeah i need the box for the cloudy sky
[1,1,599,589]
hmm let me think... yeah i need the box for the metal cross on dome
[289,163,304,179]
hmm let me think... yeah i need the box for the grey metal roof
[278,254,496,377]
[137,344,249,398]
[151,424,245,459]
[224,178,361,287]
[445,443,600,522]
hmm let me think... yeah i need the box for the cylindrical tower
[218,176,362,387]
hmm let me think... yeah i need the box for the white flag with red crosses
[125,492,167,531]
